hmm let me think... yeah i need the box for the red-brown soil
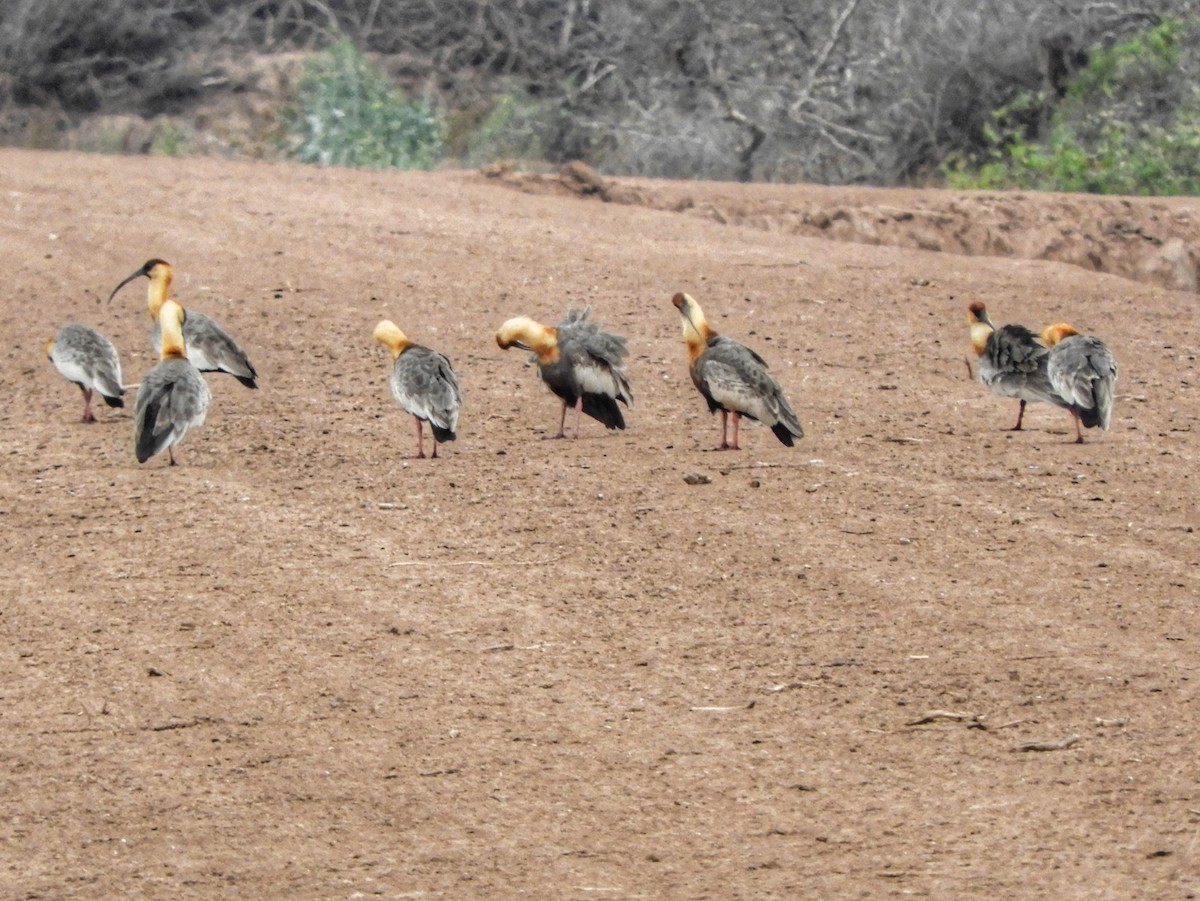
[3,149,1198,899]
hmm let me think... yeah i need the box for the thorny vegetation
[0,0,1194,186]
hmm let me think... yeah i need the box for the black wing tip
[431,426,457,443]
[234,374,259,389]
[103,395,125,408]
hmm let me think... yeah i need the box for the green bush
[282,39,443,170]
[945,18,1200,195]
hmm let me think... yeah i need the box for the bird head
[1040,323,1080,347]
[372,319,411,360]
[672,292,715,361]
[108,258,174,317]
[496,316,557,363]
[966,302,995,357]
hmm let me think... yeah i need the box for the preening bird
[45,323,125,422]
[133,300,212,465]
[109,258,259,388]
[373,319,462,459]
[495,307,633,438]
[967,302,1068,430]
[1040,322,1118,443]
[672,292,804,450]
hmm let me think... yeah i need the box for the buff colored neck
[529,324,560,366]
[159,300,187,360]
[373,320,412,360]
[1040,323,1079,347]
[677,299,715,364]
[500,318,559,365]
[968,321,992,357]
[147,264,173,319]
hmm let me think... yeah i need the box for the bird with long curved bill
[109,258,258,389]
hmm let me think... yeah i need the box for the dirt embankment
[489,161,1200,294]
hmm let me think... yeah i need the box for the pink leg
[80,387,96,423]
[413,417,426,458]
[547,401,568,439]
[729,411,742,450]
[1070,410,1084,444]
[573,396,583,439]
[716,410,730,450]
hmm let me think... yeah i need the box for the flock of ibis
[45,258,1119,465]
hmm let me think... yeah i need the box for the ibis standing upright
[1040,322,1118,443]
[672,292,804,450]
[109,259,259,388]
[966,302,1068,430]
[134,299,212,465]
[495,307,633,438]
[45,323,125,422]
[373,319,462,459]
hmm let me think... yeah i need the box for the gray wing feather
[134,359,211,462]
[555,306,633,405]
[153,311,258,385]
[979,324,1067,408]
[695,336,804,437]
[391,346,462,436]
[1047,334,1117,429]
[52,324,125,400]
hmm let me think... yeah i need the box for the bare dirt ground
[2,148,1199,899]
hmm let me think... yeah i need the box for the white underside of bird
[46,323,125,422]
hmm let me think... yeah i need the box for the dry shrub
[2,0,1196,185]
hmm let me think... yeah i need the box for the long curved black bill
[107,268,147,303]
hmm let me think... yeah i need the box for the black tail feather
[581,393,626,430]
[1076,404,1103,429]
[771,421,797,447]
[103,395,125,408]
[135,404,168,463]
